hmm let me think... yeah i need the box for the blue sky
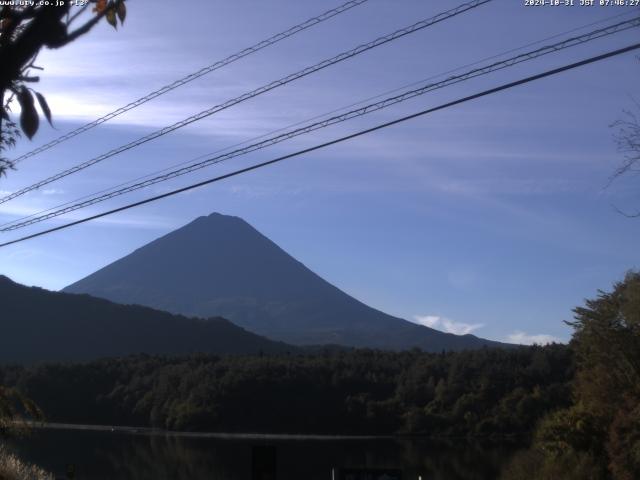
[1,0,639,344]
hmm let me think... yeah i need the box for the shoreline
[28,422,394,441]
[26,422,529,443]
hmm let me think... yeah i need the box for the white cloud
[413,315,441,328]
[413,314,484,336]
[0,203,40,217]
[42,189,65,196]
[506,331,561,345]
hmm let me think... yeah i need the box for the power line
[3,9,634,231]
[0,0,492,206]
[4,16,637,231]
[10,0,371,165]
[1,42,638,249]
[3,16,638,232]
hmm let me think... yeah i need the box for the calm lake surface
[9,427,521,479]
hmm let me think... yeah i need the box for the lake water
[9,427,520,479]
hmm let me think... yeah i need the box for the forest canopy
[0,345,573,437]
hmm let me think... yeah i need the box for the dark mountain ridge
[0,275,292,363]
[64,213,509,351]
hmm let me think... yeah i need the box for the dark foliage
[0,345,572,436]
[0,1,127,162]
[502,272,640,480]
[0,275,294,364]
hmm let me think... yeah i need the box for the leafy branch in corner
[0,0,127,177]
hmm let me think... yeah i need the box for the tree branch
[61,1,123,47]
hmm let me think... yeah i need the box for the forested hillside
[0,345,572,436]
[0,275,293,363]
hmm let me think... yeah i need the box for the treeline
[502,272,640,480]
[3,272,636,478]
[0,344,572,438]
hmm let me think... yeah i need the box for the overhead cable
[0,0,492,205]
[4,7,633,231]
[10,0,371,165]
[3,16,638,232]
[1,41,638,248]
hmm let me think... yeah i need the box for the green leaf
[106,8,117,29]
[17,87,38,140]
[117,2,126,24]
[34,91,53,126]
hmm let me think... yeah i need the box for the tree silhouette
[610,102,640,216]
[0,0,126,436]
[0,0,127,177]
[503,272,640,479]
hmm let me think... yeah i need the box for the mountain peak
[208,212,231,219]
[64,214,508,351]
[200,212,240,221]
[185,212,252,231]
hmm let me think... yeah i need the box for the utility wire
[10,0,371,165]
[2,16,638,232]
[1,42,638,249]
[0,0,492,206]
[2,9,634,231]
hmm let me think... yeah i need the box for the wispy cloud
[226,183,304,199]
[506,331,561,345]
[0,202,171,230]
[413,315,441,328]
[413,314,484,336]
[4,248,42,261]
[436,177,588,197]
[42,189,65,196]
